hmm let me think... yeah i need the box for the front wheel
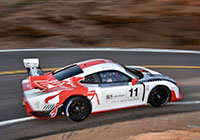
[63,96,91,122]
[148,86,170,107]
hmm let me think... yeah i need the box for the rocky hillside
[0,0,200,49]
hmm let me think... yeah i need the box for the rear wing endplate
[23,58,39,68]
[23,58,43,76]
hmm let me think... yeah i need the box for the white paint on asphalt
[0,48,200,54]
[0,117,35,127]
[168,101,200,105]
[0,101,200,127]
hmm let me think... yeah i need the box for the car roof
[77,59,113,69]
[76,59,126,75]
[53,59,127,78]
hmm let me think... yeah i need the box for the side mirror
[131,78,138,85]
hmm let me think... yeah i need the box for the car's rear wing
[23,58,44,76]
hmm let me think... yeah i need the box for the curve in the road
[1,101,200,127]
[0,48,200,140]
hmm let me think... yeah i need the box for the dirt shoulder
[33,111,200,140]
[127,129,200,140]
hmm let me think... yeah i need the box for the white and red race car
[22,58,182,121]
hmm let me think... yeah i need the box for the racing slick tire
[148,86,170,107]
[64,96,91,122]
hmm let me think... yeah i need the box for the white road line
[0,101,200,127]
[168,101,200,105]
[0,48,200,54]
[0,117,35,127]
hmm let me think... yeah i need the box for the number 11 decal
[129,88,138,97]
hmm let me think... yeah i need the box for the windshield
[121,65,143,79]
[53,65,83,81]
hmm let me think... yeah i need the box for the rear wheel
[63,96,91,122]
[148,86,170,107]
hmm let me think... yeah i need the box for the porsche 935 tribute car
[22,58,182,121]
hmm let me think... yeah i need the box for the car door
[125,82,145,103]
[98,70,145,106]
[97,70,131,105]
[81,70,144,112]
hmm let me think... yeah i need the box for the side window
[81,73,101,84]
[53,65,83,81]
[99,71,131,83]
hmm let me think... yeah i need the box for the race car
[22,58,182,121]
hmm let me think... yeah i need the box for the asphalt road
[0,49,200,140]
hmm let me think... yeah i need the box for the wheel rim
[151,88,169,106]
[68,101,87,120]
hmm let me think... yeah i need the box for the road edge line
[0,48,200,54]
[1,101,200,127]
[0,117,35,127]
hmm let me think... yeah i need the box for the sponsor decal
[26,74,100,118]
[106,94,125,100]
[44,77,99,118]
